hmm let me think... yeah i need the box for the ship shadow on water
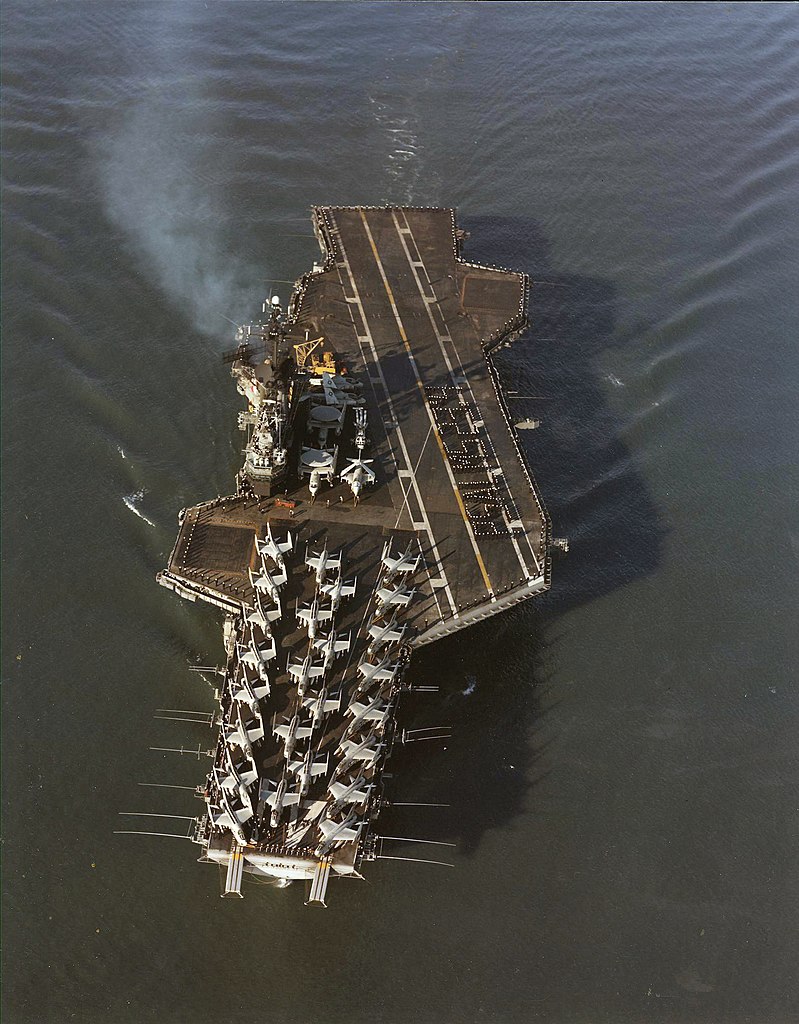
[387,215,666,855]
[388,616,555,859]
[462,214,666,617]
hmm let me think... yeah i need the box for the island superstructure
[157,206,552,905]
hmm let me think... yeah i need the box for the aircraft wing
[329,779,372,804]
[210,806,239,832]
[265,789,300,810]
[318,818,360,842]
[302,694,340,713]
[252,677,271,700]
[236,762,258,787]
[273,722,313,742]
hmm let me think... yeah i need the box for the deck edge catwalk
[150,206,556,906]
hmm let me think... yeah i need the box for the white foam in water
[462,676,477,697]
[123,489,156,528]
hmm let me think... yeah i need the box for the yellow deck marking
[358,209,494,596]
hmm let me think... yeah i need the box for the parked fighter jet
[337,732,385,769]
[255,524,293,571]
[209,801,247,846]
[217,753,256,817]
[301,687,341,729]
[224,717,254,760]
[313,629,351,672]
[317,809,363,847]
[375,582,416,611]
[288,749,329,797]
[329,774,374,811]
[230,671,270,714]
[357,655,400,688]
[346,693,392,729]
[249,566,285,608]
[236,637,276,674]
[263,776,301,828]
[367,617,407,655]
[226,703,265,753]
[273,713,314,761]
[243,591,281,631]
[381,541,422,576]
[340,457,375,504]
[288,652,327,696]
[296,593,334,640]
[223,745,258,790]
[305,544,342,587]
[210,767,253,844]
[320,573,357,613]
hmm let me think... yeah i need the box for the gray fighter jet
[337,732,385,769]
[255,524,293,571]
[340,457,376,504]
[263,776,301,828]
[328,774,374,811]
[305,543,342,587]
[288,749,329,797]
[346,693,392,729]
[375,583,416,611]
[296,594,334,640]
[230,671,270,713]
[356,655,400,689]
[320,574,357,613]
[381,540,422,576]
[367,617,407,655]
[236,637,276,674]
[273,712,314,761]
[243,591,282,631]
[287,652,326,696]
[313,629,352,672]
[317,810,363,851]
[249,566,285,608]
[301,687,341,729]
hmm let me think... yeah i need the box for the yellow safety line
[358,209,494,595]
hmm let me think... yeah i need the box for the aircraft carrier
[155,206,553,905]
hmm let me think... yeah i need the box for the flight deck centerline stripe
[327,212,457,616]
[390,210,532,580]
[359,209,494,596]
[397,209,541,576]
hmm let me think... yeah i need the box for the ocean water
[2,3,798,1022]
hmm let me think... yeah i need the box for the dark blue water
[3,3,798,1022]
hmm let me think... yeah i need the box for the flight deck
[160,206,550,645]
[154,207,553,902]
